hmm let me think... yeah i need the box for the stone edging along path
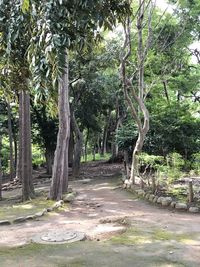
[126,186,200,214]
[0,192,76,227]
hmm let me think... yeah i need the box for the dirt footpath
[0,163,200,266]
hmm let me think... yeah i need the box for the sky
[156,0,174,13]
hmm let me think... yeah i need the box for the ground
[0,161,200,267]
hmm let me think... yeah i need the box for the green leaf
[21,0,30,13]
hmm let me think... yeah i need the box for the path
[0,164,200,266]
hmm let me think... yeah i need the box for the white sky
[156,0,174,13]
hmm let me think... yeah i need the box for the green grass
[0,196,55,221]
[81,153,111,163]
[110,227,196,246]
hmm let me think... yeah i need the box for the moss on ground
[0,196,56,221]
[110,226,196,246]
[0,241,189,267]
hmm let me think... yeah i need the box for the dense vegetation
[0,0,199,201]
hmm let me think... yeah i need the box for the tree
[28,0,130,199]
[0,137,2,200]
[0,0,35,200]
[120,0,154,184]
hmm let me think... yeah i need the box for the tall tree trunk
[72,111,83,177]
[84,128,89,162]
[20,90,35,201]
[17,92,23,182]
[68,126,74,167]
[13,134,18,176]
[0,137,2,200]
[7,101,15,180]
[49,53,70,200]
[120,1,152,185]
[45,148,54,175]
[163,80,170,103]
[101,110,111,156]
[97,134,101,155]
[92,144,96,161]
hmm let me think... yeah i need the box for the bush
[191,153,200,175]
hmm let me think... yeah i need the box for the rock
[175,203,188,210]
[42,208,48,214]
[26,215,37,220]
[47,207,53,212]
[63,193,76,203]
[13,217,26,224]
[35,211,45,217]
[189,207,199,213]
[145,193,150,200]
[82,179,92,184]
[161,197,172,207]
[153,196,158,203]
[136,189,145,197]
[0,220,11,226]
[157,197,164,204]
[170,201,176,208]
[124,179,131,188]
[67,187,73,193]
[122,184,127,189]
[149,194,155,202]
[52,200,63,210]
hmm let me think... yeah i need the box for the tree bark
[72,111,83,177]
[68,127,74,167]
[20,90,35,201]
[84,128,89,162]
[7,101,15,180]
[49,53,70,200]
[17,92,23,182]
[101,110,111,156]
[13,134,18,176]
[45,148,54,175]
[0,137,2,200]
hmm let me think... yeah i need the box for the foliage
[191,153,200,175]
[116,118,138,150]
[138,153,164,170]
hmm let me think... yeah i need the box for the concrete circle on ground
[32,229,85,244]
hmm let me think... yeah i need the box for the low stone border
[0,191,77,227]
[125,186,200,214]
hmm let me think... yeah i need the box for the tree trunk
[120,2,152,185]
[17,92,23,182]
[20,90,35,201]
[68,127,74,167]
[0,137,2,200]
[92,144,96,161]
[72,111,83,178]
[84,128,89,162]
[7,101,15,181]
[13,135,18,177]
[124,149,130,178]
[45,148,54,175]
[49,53,70,200]
[101,110,111,156]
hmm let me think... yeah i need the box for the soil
[0,161,200,267]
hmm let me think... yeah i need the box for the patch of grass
[0,196,55,221]
[110,227,152,245]
[110,226,197,246]
[81,153,111,162]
